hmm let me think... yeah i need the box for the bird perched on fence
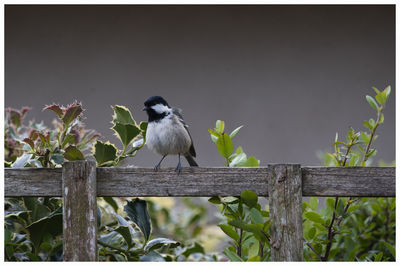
[143,96,198,173]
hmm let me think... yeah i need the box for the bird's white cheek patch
[151,104,171,114]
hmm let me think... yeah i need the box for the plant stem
[361,111,381,163]
[237,228,243,258]
[322,143,353,261]
[303,237,323,260]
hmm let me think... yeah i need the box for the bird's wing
[172,107,196,157]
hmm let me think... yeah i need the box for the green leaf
[11,154,32,168]
[381,240,395,257]
[235,146,244,154]
[112,123,141,148]
[112,105,135,124]
[50,153,64,165]
[144,238,180,252]
[64,146,85,161]
[61,134,76,148]
[372,87,381,95]
[62,103,83,127]
[374,252,383,262]
[103,197,119,212]
[124,198,151,241]
[241,190,258,208]
[139,121,148,131]
[93,141,117,166]
[307,227,316,240]
[229,125,243,138]
[375,91,386,105]
[218,224,239,242]
[384,85,391,98]
[378,113,384,124]
[229,152,247,167]
[113,214,135,248]
[216,133,233,159]
[223,247,244,261]
[182,242,205,257]
[208,196,221,204]
[309,197,318,211]
[208,129,220,144]
[140,251,165,262]
[304,211,325,224]
[366,95,379,110]
[26,208,62,255]
[249,208,264,224]
[245,156,260,167]
[215,120,225,134]
[229,220,267,242]
[248,241,259,259]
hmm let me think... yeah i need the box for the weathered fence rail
[4,162,396,262]
[5,165,395,197]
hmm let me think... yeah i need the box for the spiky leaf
[124,198,151,241]
[62,103,83,126]
[112,105,135,124]
[93,141,117,166]
[112,123,141,148]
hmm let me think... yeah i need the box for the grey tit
[143,96,198,173]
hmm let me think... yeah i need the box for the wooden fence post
[268,164,303,261]
[62,161,97,261]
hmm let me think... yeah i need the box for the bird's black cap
[144,96,170,108]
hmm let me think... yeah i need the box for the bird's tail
[184,154,198,167]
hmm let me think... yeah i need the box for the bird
[143,96,198,173]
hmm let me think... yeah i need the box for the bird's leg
[154,155,167,170]
[175,154,182,174]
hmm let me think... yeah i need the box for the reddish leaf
[22,138,35,150]
[62,103,83,126]
[43,104,64,118]
[7,108,22,128]
[21,106,31,116]
[29,129,39,140]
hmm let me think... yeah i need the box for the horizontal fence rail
[5,166,395,197]
[4,162,396,262]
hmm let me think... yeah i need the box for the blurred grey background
[5,5,395,167]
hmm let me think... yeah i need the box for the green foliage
[5,197,63,261]
[209,121,265,261]
[98,198,180,261]
[92,105,147,167]
[209,120,260,167]
[4,103,99,261]
[5,103,99,168]
[306,86,395,261]
[97,197,221,261]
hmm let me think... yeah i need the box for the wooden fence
[4,161,396,261]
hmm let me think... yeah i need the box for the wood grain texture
[302,167,395,197]
[5,166,395,197]
[62,161,97,261]
[268,164,303,261]
[5,168,62,196]
[96,167,269,197]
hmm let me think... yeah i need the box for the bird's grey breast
[146,115,191,156]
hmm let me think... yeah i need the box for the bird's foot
[175,161,182,175]
[154,162,161,171]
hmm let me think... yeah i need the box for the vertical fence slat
[268,164,303,261]
[62,161,97,261]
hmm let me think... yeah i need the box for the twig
[303,237,323,260]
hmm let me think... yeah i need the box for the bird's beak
[142,107,147,111]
